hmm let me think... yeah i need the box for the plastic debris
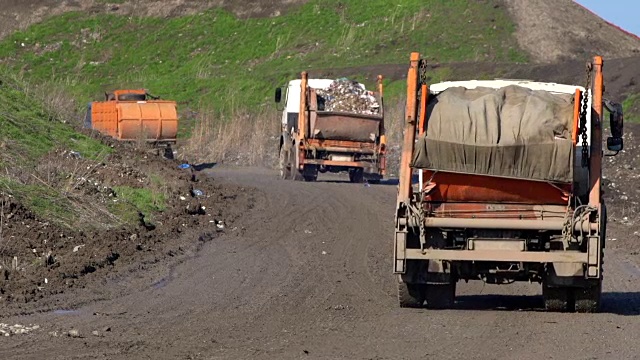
[191,189,204,197]
[316,79,380,115]
[178,163,191,169]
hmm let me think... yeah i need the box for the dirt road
[1,167,640,359]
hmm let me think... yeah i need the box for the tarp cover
[411,85,575,183]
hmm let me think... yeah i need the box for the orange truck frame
[394,52,624,312]
[84,89,179,149]
[275,72,386,183]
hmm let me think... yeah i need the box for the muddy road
[1,166,640,359]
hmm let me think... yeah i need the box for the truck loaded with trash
[393,52,624,312]
[275,73,386,183]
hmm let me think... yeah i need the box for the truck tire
[574,280,602,313]
[425,283,456,309]
[279,147,291,179]
[543,283,572,312]
[397,276,424,308]
[302,165,318,182]
[288,149,304,181]
[348,168,364,183]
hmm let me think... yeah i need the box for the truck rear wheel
[543,283,572,312]
[425,283,456,309]
[348,168,364,183]
[302,165,318,182]
[397,276,424,308]
[574,280,602,313]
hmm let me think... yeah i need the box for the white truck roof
[429,79,586,96]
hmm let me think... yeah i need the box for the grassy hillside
[0,68,178,228]
[0,0,526,117]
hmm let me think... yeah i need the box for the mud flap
[587,235,601,278]
[394,216,407,274]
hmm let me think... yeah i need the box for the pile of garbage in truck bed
[316,78,381,115]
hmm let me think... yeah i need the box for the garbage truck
[393,52,624,312]
[274,73,387,182]
[84,89,178,157]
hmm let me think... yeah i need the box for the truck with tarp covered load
[393,52,624,312]
[274,73,387,183]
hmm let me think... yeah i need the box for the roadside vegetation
[623,93,640,123]
[0,68,169,228]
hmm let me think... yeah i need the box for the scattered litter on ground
[0,323,40,336]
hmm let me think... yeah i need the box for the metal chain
[579,62,592,167]
[418,198,427,253]
[418,59,428,85]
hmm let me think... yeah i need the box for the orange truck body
[85,89,178,143]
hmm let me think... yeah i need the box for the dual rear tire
[397,276,456,309]
[543,280,602,313]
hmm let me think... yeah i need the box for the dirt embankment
[501,0,640,62]
[0,135,255,316]
[603,123,640,255]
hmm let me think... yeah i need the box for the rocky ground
[603,122,640,255]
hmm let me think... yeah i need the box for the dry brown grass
[181,100,405,174]
[382,99,405,177]
[182,107,280,168]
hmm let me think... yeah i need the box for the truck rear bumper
[302,159,378,169]
[404,248,588,263]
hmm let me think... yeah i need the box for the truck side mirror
[274,88,282,103]
[609,105,623,139]
[606,137,623,152]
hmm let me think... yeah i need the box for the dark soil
[603,122,640,256]
[0,133,255,315]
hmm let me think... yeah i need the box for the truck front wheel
[279,146,292,179]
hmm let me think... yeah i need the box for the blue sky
[575,0,640,37]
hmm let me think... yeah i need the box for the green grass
[0,68,115,228]
[0,68,110,162]
[0,0,526,118]
[109,186,166,224]
[623,93,640,123]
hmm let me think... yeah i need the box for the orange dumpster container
[86,90,178,143]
